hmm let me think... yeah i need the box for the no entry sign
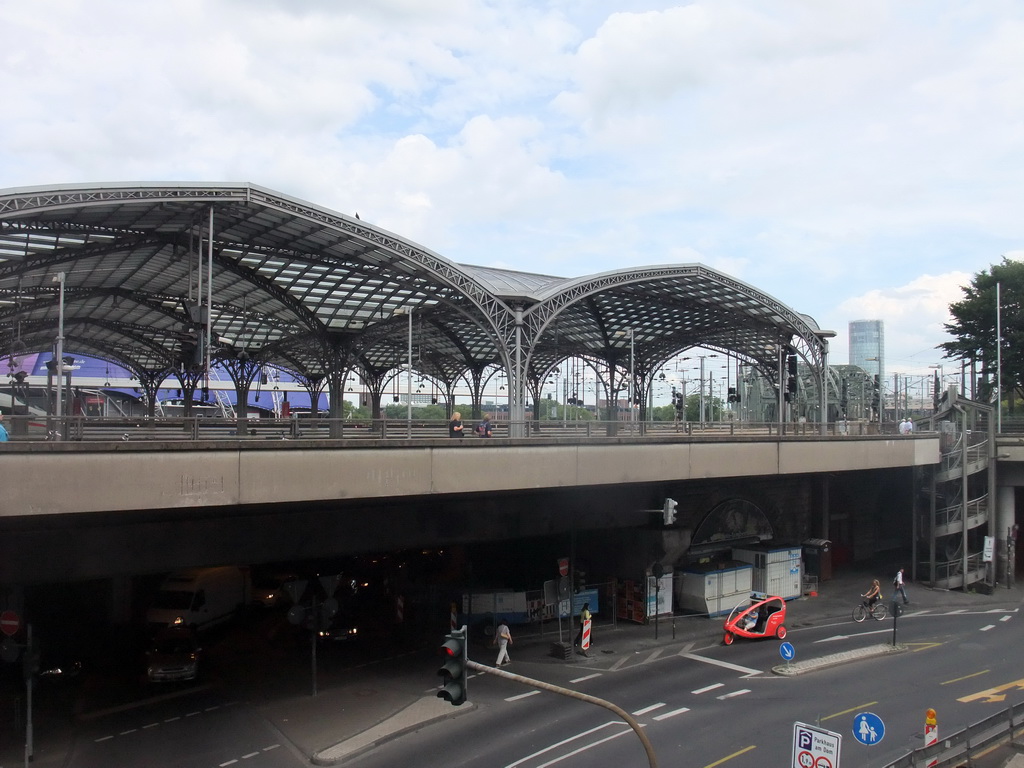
[0,610,20,637]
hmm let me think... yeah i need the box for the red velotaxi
[722,593,787,645]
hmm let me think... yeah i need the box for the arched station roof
[0,182,832,409]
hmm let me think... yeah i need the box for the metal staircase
[921,388,994,590]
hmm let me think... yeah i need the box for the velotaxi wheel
[723,632,734,646]
[776,625,787,639]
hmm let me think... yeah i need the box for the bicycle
[852,600,888,622]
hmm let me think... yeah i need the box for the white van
[147,566,251,633]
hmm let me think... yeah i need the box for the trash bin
[802,539,832,582]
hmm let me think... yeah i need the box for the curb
[311,696,475,766]
[772,643,908,676]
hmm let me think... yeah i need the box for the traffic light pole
[466,660,658,768]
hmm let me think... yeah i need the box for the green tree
[940,256,1024,408]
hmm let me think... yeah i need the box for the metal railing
[0,414,925,443]
[883,700,1023,767]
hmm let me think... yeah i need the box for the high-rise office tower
[849,319,884,379]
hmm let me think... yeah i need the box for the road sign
[0,610,19,637]
[793,722,841,768]
[780,641,796,661]
[558,557,569,577]
[852,712,885,745]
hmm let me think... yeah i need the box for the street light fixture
[53,272,66,440]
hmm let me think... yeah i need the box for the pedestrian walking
[448,412,464,438]
[475,414,493,437]
[893,567,909,604]
[495,620,512,666]
[0,414,8,442]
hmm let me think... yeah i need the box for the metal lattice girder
[0,182,833,416]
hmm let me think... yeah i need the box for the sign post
[793,721,841,768]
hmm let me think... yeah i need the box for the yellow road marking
[958,677,1024,704]
[942,670,989,686]
[905,642,944,652]
[703,745,755,767]
[821,702,877,722]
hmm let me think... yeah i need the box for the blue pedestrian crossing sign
[852,712,885,745]
[780,641,796,661]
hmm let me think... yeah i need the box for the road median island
[772,643,907,676]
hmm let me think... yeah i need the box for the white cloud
[1,0,1021,370]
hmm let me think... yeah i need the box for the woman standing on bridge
[448,412,464,438]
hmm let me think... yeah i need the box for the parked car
[145,628,202,683]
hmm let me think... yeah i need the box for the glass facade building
[849,320,884,379]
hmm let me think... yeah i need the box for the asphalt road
[347,603,1023,768]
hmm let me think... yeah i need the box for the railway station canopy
[0,182,835,431]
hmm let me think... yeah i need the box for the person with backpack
[475,414,493,437]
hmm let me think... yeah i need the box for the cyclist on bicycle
[861,578,881,608]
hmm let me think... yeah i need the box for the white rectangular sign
[983,535,994,563]
[793,721,842,768]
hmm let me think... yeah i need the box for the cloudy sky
[2,0,1021,377]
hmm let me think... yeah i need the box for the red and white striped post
[450,602,458,631]
[395,595,404,624]
[580,617,592,652]
[924,708,938,767]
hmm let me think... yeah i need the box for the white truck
[147,566,251,633]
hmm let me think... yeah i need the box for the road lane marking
[609,656,632,671]
[816,628,890,642]
[119,728,137,735]
[93,735,114,742]
[680,652,761,676]
[716,689,750,700]
[905,642,943,652]
[262,745,280,752]
[142,722,160,729]
[703,745,756,767]
[958,677,1024,704]
[821,701,877,722]
[946,609,968,614]
[644,648,666,664]
[505,721,633,768]
[1001,615,1012,622]
[632,703,666,715]
[942,670,988,685]
[692,683,725,694]
[241,752,260,759]
[653,707,690,721]
[980,625,996,631]
[570,673,601,683]
[506,690,542,701]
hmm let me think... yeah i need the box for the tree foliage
[940,256,1024,403]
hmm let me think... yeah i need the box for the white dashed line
[570,673,602,683]
[1001,616,1012,622]
[218,761,238,767]
[692,683,724,695]
[164,716,180,723]
[94,735,114,743]
[680,652,761,676]
[632,703,666,716]
[506,690,542,701]
[653,707,690,721]
[980,625,995,632]
[262,744,281,752]
[119,728,137,735]
[186,710,201,717]
[142,722,160,729]
[717,689,751,700]
[241,751,260,759]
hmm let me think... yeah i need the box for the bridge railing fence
[1,413,916,443]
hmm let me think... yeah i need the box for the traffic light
[662,497,678,525]
[574,568,587,593]
[437,626,468,706]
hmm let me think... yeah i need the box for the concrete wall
[0,434,939,518]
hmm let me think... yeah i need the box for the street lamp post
[53,272,66,440]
